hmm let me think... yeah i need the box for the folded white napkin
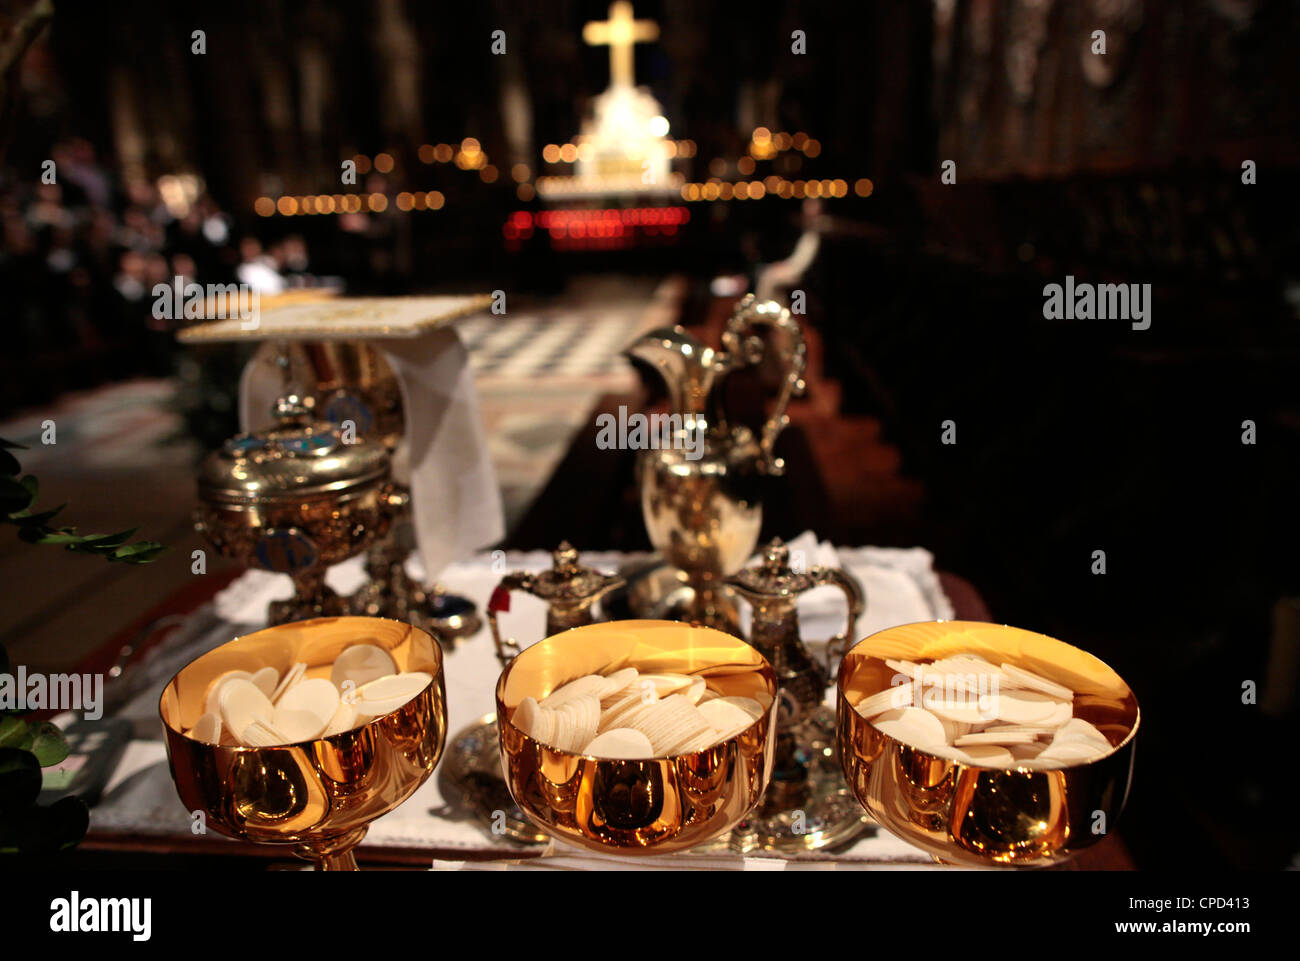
[239,325,504,583]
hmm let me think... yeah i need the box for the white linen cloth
[239,324,505,583]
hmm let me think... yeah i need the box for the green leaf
[122,549,168,564]
[0,748,41,814]
[11,504,66,526]
[112,541,166,560]
[0,717,26,749]
[73,528,138,547]
[27,723,69,767]
[19,529,90,545]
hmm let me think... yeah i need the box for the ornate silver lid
[197,393,390,504]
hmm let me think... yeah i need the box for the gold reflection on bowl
[837,621,1138,867]
[496,620,777,855]
[159,616,446,870]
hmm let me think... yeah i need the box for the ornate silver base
[353,557,482,643]
[440,715,549,845]
[268,579,349,626]
[724,705,872,854]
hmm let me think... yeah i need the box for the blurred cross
[583,1,659,89]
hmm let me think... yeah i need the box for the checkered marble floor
[457,301,648,382]
[459,275,686,528]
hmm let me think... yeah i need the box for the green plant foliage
[1,446,167,562]
[0,437,162,853]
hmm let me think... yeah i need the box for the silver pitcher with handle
[626,295,807,635]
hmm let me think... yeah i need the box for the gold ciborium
[838,621,1139,867]
[627,296,807,635]
[159,617,446,870]
[444,543,623,843]
[496,620,778,855]
[195,393,397,625]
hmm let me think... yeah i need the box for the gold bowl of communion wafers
[837,621,1138,867]
[160,617,446,870]
[496,620,778,855]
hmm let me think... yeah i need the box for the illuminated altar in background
[535,2,682,204]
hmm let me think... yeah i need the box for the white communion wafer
[583,727,654,759]
[1052,717,1110,748]
[981,723,1060,737]
[872,707,948,749]
[938,716,973,742]
[1010,741,1049,761]
[275,708,328,743]
[920,696,995,724]
[599,682,659,731]
[664,716,723,754]
[600,674,645,709]
[515,696,560,746]
[631,695,689,752]
[277,677,341,729]
[331,644,397,693]
[682,677,707,705]
[204,670,254,718]
[640,696,713,755]
[599,668,640,699]
[697,698,756,740]
[354,671,431,717]
[240,718,290,747]
[925,661,1000,693]
[513,696,543,737]
[249,667,280,698]
[638,673,695,696]
[884,658,922,679]
[954,731,1038,747]
[1034,740,1109,766]
[714,696,763,720]
[991,689,1070,725]
[219,679,275,739]
[323,700,359,736]
[189,712,223,745]
[541,674,608,709]
[549,702,579,751]
[854,684,914,719]
[1040,700,1074,728]
[271,662,307,705]
[554,694,601,752]
[999,663,1074,702]
[532,704,557,746]
[925,744,968,763]
[956,744,1016,767]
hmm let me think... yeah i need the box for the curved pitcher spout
[624,326,737,419]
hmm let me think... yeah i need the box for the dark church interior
[1,0,1298,881]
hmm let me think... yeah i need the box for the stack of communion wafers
[511,669,770,758]
[183,643,431,747]
[854,653,1116,769]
